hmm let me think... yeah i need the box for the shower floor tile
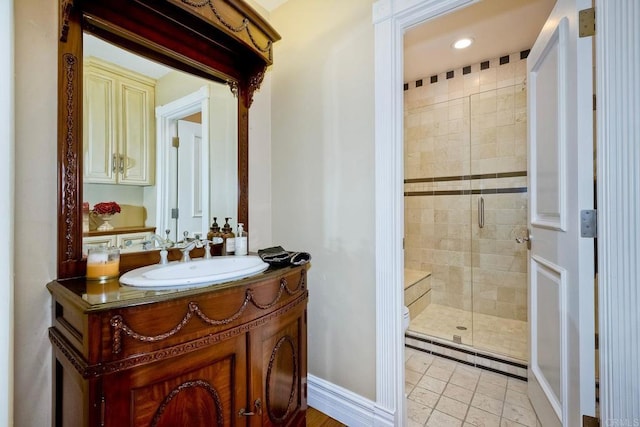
[408,304,528,361]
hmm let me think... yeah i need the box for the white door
[176,119,204,239]
[526,0,595,425]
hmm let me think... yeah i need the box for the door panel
[531,255,565,414]
[531,23,564,231]
[120,81,152,184]
[103,336,246,427]
[177,119,204,237]
[84,71,116,183]
[250,305,307,427]
[527,0,595,425]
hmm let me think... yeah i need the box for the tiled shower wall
[404,52,529,322]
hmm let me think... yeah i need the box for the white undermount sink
[119,255,269,288]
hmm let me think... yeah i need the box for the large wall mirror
[83,34,238,249]
[57,0,280,279]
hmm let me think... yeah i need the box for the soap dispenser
[207,217,223,256]
[222,217,235,255]
[207,216,222,243]
[235,223,248,256]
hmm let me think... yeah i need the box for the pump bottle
[235,223,248,256]
[222,217,235,255]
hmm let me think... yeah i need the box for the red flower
[92,202,121,215]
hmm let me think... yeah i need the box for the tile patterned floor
[405,347,539,427]
[408,304,528,361]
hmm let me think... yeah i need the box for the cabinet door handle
[478,196,485,229]
[112,153,118,173]
[238,399,261,417]
[119,154,125,174]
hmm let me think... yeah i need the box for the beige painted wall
[270,0,377,400]
[14,0,57,425]
[11,1,272,424]
[13,1,375,424]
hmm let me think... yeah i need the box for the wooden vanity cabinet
[48,265,308,427]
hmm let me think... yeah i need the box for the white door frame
[594,1,640,424]
[155,86,210,240]
[374,0,639,425]
[0,0,14,425]
[372,0,479,424]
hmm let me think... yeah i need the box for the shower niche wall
[404,52,529,363]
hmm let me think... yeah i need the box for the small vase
[97,214,114,231]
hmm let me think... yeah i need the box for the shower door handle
[515,230,532,250]
[478,197,485,228]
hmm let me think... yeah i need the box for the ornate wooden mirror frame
[57,0,280,279]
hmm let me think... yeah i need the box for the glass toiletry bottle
[222,217,235,255]
[235,223,248,256]
[207,217,219,241]
[207,217,224,256]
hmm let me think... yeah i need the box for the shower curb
[405,332,528,381]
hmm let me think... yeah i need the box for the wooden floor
[307,407,346,426]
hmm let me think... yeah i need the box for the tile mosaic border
[405,187,527,197]
[405,171,527,184]
[404,49,531,91]
[405,333,528,381]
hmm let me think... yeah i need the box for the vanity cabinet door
[250,303,307,427]
[102,334,248,427]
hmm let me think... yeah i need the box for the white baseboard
[307,374,395,426]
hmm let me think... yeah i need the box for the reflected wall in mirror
[82,34,238,254]
[57,0,280,279]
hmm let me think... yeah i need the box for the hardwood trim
[57,0,84,279]
[57,0,279,278]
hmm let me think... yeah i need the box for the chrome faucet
[179,236,214,262]
[143,233,174,265]
[179,240,199,262]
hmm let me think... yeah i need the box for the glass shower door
[469,83,529,361]
[404,96,474,347]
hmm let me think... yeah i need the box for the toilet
[402,305,410,331]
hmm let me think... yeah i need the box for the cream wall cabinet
[83,231,154,254]
[83,58,156,186]
[116,231,154,253]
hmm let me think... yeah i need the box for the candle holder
[86,247,120,281]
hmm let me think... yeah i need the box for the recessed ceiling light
[453,38,474,49]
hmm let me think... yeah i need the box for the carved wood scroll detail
[266,336,298,423]
[49,291,307,379]
[229,68,267,108]
[150,380,224,427]
[179,0,273,59]
[246,69,266,107]
[111,272,306,354]
[59,0,74,42]
[62,53,78,260]
[50,291,307,378]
